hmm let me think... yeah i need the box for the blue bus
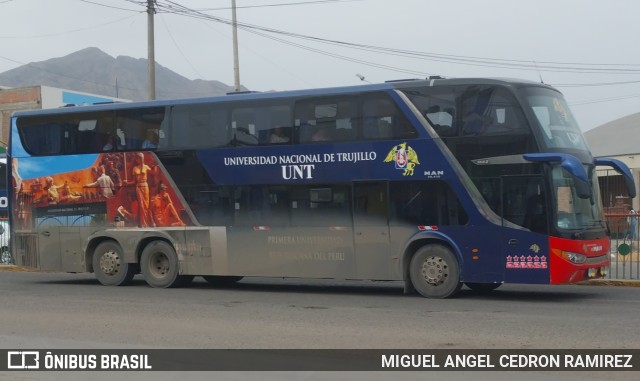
[7,78,635,297]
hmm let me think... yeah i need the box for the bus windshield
[520,87,588,151]
[553,165,605,231]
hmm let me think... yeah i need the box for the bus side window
[362,95,417,140]
[232,108,258,146]
[390,180,468,226]
[294,97,357,143]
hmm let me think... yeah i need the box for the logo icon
[529,244,541,254]
[384,142,420,176]
[7,351,40,369]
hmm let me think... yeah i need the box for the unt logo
[384,142,420,176]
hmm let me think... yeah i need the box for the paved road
[0,270,638,381]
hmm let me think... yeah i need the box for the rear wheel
[202,275,244,286]
[409,245,461,298]
[465,282,502,292]
[140,240,190,288]
[92,241,135,286]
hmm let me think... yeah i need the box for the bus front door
[353,182,392,279]
[500,175,550,284]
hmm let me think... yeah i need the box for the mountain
[0,47,242,101]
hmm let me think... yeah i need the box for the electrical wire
[154,0,640,75]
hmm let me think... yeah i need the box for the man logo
[8,351,40,369]
[384,142,420,176]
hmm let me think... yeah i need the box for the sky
[1,0,639,132]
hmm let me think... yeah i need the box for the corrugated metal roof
[584,111,640,157]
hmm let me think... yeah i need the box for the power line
[78,0,142,12]
[552,79,640,88]
[158,13,204,78]
[153,1,640,75]
[570,93,640,106]
[190,0,362,11]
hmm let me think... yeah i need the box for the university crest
[384,142,420,176]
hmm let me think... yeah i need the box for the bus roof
[11,77,556,118]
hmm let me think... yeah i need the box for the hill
[0,47,241,101]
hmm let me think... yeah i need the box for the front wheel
[140,240,190,288]
[92,241,135,286]
[409,245,461,298]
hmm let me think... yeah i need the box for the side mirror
[594,158,636,198]
[523,153,592,199]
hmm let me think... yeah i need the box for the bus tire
[92,241,135,286]
[465,282,501,292]
[409,245,462,298]
[140,240,185,288]
[202,275,244,286]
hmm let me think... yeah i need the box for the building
[584,111,640,212]
[0,85,129,153]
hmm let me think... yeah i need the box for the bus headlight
[588,268,597,278]
[561,251,587,264]
[600,266,608,277]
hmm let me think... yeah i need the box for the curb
[0,265,37,272]
[578,279,640,287]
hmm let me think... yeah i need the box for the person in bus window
[270,126,289,143]
[312,125,331,142]
[102,131,116,151]
[142,129,159,149]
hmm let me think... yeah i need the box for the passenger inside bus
[269,126,290,143]
[312,124,332,142]
[142,129,159,149]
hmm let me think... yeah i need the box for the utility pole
[147,0,156,100]
[231,0,241,91]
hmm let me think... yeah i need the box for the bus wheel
[92,241,135,286]
[409,245,462,298]
[140,241,187,288]
[465,282,501,292]
[202,275,244,286]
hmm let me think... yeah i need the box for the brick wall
[0,86,42,148]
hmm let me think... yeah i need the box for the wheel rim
[420,255,449,286]
[99,250,121,276]
[149,251,170,278]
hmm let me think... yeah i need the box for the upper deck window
[17,111,115,155]
[403,85,529,138]
[295,98,358,143]
[231,104,293,146]
[521,87,588,151]
[294,92,417,143]
[170,103,230,148]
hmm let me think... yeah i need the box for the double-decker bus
[8,78,635,298]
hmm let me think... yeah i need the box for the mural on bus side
[12,152,192,230]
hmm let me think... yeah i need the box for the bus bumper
[549,237,610,284]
